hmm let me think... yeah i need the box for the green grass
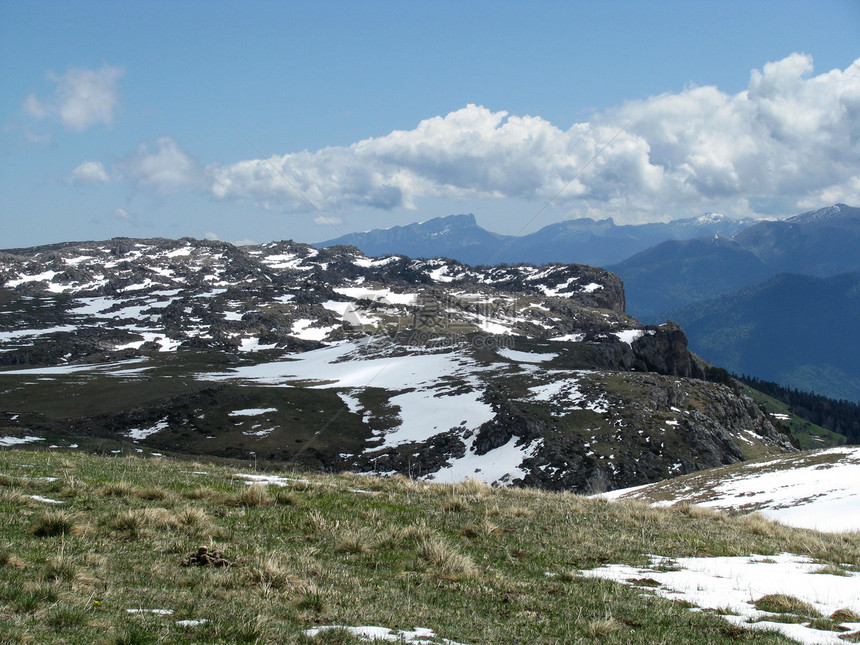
[1,448,858,644]
[739,384,847,449]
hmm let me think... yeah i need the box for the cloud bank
[26,65,124,132]
[205,54,859,219]
[87,54,860,222]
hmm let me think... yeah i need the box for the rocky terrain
[0,237,796,491]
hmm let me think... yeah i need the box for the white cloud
[70,161,110,184]
[204,232,220,241]
[208,53,860,220]
[113,208,132,220]
[122,137,205,194]
[25,65,124,132]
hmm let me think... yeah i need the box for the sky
[1,0,859,249]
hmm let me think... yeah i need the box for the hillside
[607,236,771,320]
[0,448,858,644]
[0,237,798,493]
[668,273,860,403]
[604,445,860,533]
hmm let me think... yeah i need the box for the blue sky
[1,0,859,248]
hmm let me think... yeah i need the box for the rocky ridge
[0,237,795,492]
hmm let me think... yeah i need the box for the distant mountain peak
[695,212,730,225]
[417,213,477,228]
[788,203,860,224]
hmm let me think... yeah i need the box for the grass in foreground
[0,448,858,644]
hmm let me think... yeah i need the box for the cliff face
[0,237,796,492]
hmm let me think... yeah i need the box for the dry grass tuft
[387,521,435,544]
[99,481,135,497]
[814,563,851,577]
[133,486,169,501]
[30,510,84,538]
[0,489,32,506]
[247,555,298,590]
[217,484,271,507]
[831,608,860,622]
[453,478,491,496]
[733,512,795,539]
[239,484,270,507]
[0,550,26,569]
[754,593,821,617]
[303,510,329,535]
[107,506,213,538]
[441,498,470,513]
[185,486,218,500]
[672,501,717,519]
[43,557,79,582]
[581,617,624,638]
[460,520,501,539]
[417,535,479,581]
[274,489,298,506]
[335,527,373,554]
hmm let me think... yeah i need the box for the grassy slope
[738,384,847,450]
[2,450,859,644]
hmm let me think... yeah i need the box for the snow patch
[582,553,860,645]
[125,419,168,441]
[614,329,645,345]
[0,435,45,447]
[497,348,555,363]
[229,408,277,416]
[303,625,466,645]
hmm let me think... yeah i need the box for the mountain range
[317,212,757,267]
[0,237,797,492]
[611,203,860,320]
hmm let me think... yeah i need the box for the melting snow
[176,619,209,627]
[549,333,585,342]
[28,495,63,504]
[352,256,400,268]
[239,337,278,352]
[0,435,45,447]
[229,408,277,416]
[291,319,337,341]
[0,325,78,341]
[497,348,556,363]
[604,447,860,533]
[431,436,542,486]
[303,625,466,645]
[582,553,860,645]
[6,270,58,287]
[614,329,645,345]
[383,390,493,449]
[333,286,416,306]
[125,419,169,441]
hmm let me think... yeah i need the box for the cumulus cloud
[207,53,860,219]
[70,161,110,184]
[121,136,206,194]
[25,65,124,132]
